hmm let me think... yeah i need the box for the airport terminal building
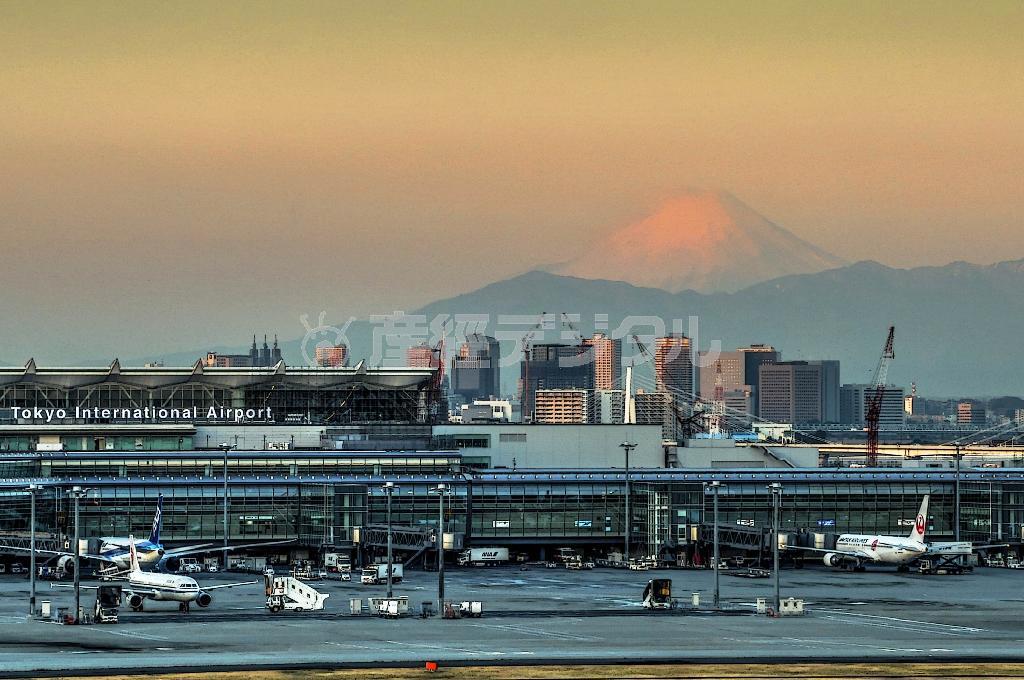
[0,363,1023,566]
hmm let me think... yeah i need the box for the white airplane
[55,537,257,612]
[2,494,291,574]
[790,495,930,571]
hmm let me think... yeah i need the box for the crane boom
[865,326,896,466]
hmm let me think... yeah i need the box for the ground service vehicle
[642,579,673,610]
[361,564,403,585]
[458,547,510,566]
[265,575,329,612]
[324,552,352,573]
[94,585,122,623]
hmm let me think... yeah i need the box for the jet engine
[56,555,76,577]
[127,593,145,610]
[196,591,213,608]
[822,552,843,567]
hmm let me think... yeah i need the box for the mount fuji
[549,190,846,292]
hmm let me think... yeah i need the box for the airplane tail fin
[149,494,163,545]
[908,495,929,542]
[128,535,142,574]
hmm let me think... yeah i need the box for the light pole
[382,482,396,599]
[768,482,782,613]
[619,442,636,562]
[70,486,87,624]
[218,442,234,570]
[706,480,722,609]
[28,484,39,617]
[431,483,448,613]
[954,445,962,543]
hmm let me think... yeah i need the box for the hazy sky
[1,2,1022,361]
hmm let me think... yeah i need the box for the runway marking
[783,637,923,654]
[816,609,986,633]
[468,622,602,641]
[324,641,376,650]
[89,628,170,641]
[385,640,532,656]
[821,615,966,637]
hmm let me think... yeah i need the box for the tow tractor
[641,578,673,610]
[94,585,123,623]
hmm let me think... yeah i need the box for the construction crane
[865,326,896,466]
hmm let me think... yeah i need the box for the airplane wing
[198,579,259,591]
[162,538,296,559]
[784,545,878,562]
[0,545,121,563]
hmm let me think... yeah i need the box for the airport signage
[736,518,754,527]
[492,520,510,528]
[817,519,835,527]
[6,405,274,424]
[574,520,592,528]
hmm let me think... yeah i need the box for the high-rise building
[635,389,676,442]
[654,334,693,398]
[840,384,907,426]
[807,359,841,423]
[737,344,778,414]
[957,401,986,425]
[723,387,753,419]
[1015,408,1024,426]
[407,343,438,368]
[697,350,746,401]
[315,344,348,368]
[582,333,622,391]
[520,343,594,422]
[594,389,625,424]
[533,389,591,424]
[451,334,501,402]
[758,361,822,424]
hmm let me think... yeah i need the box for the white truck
[324,552,352,573]
[361,563,404,585]
[458,547,510,567]
[265,575,330,612]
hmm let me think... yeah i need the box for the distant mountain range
[113,257,1024,398]
[547,190,846,293]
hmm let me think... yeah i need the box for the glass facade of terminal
[1,454,1022,562]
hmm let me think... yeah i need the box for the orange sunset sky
[0,2,1021,360]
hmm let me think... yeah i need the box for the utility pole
[620,442,636,562]
[70,486,86,624]
[28,484,38,617]
[954,446,962,543]
[707,480,722,609]
[768,482,782,613]
[432,483,447,613]
[219,442,234,570]
[383,482,395,599]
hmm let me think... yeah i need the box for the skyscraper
[451,334,501,402]
[582,333,621,391]
[758,361,822,424]
[737,344,778,414]
[839,384,906,426]
[315,344,348,368]
[520,343,594,422]
[654,334,693,398]
[807,359,841,423]
[406,343,438,368]
[697,350,745,400]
